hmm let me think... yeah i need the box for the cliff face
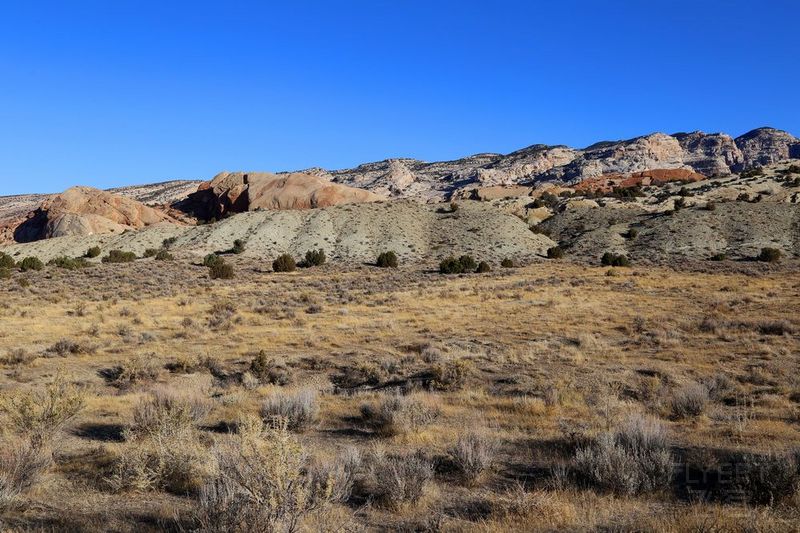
[734,127,800,169]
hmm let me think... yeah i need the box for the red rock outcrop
[573,168,705,194]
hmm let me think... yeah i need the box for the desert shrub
[0,253,16,269]
[731,450,800,505]
[48,256,89,270]
[758,247,781,263]
[18,257,43,272]
[47,338,90,356]
[197,420,335,531]
[143,248,159,258]
[203,253,223,268]
[1,375,86,448]
[709,252,727,261]
[155,249,174,261]
[376,251,398,268]
[547,246,564,259]
[110,354,162,388]
[231,239,246,255]
[475,261,491,273]
[601,252,630,267]
[250,352,292,385]
[102,250,137,263]
[574,414,673,495]
[272,254,297,273]
[363,449,433,510]
[439,255,477,274]
[0,268,10,280]
[673,197,686,210]
[209,261,234,280]
[260,389,319,432]
[162,236,178,249]
[755,319,796,336]
[127,388,211,441]
[430,359,471,391]
[0,438,52,511]
[624,228,639,239]
[500,258,514,268]
[85,246,101,258]
[360,394,440,437]
[448,432,497,485]
[670,382,709,419]
[703,201,716,211]
[302,249,326,267]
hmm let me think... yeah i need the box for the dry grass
[0,258,798,530]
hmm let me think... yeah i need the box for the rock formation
[182,171,384,220]
[734,127,800,169]
[13,186,174,242]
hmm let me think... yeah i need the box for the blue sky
[0,1,798,195]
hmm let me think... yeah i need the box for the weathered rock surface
[182,171,384,219]
[673,131,744,176]
[734,127,800,169]
[13,186,175,242]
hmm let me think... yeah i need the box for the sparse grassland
[0,258,798,531]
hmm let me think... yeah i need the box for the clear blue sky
[1,1,798,195]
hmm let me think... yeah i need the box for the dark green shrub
[709,252,727,261]
[250,351,292,385]
[475,261,491,273]
[203,254,222,268]
[758,247,781,263]
[48,256,89,270]
[500,258,514,268]
[162,236,178,249]
[376,251,398,268]
[209,261,234,280]
[439,255,477,274]
[143,248,159,258]
[547,246,564,259]
[601,252,630,267]
[155,250,174,261]
[302,249,326,267]
[85,246,102,258]
[0,268,11,279]
[0,252,15,269]
[102,250,137,264]
[18,257,43,272]
[624,228,639,239]
[231,239,246,255]
[703,202,716,211]
[272,254,296,273]
[673,197,686,210]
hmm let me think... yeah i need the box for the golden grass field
[0,257,798,531]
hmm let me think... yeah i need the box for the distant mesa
[177,171,384,220]
[13,186,175,243]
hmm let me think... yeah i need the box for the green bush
[162,236,178,249]
[47,256,89,270]
[376,251,398,268]
[624,228,639,239]
[231,239,246,255]
[500,258,514,268]
[475,261,491,273]
[0,268,11,279]
[143,248,159,258]
[547,246,564,259]
[209,261,234,280]
[102,250,137,264]
[0,252,15,269]
[758,247,781,263]
[439,255,477,274]
[203,254,223,268]
[601,252,631,267]
[18,257,43,272]
[155,250,174,261]
[85,246,102,258]
[272,254,296,273]
[302,249,326,267]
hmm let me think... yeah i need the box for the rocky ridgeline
[303,127,799,200]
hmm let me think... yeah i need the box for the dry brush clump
[448,431,498,485]
[195,419,341,533]
[109,388,215,494]
[260,389,319,432]
[670,382,709,419]
[361,448,434,510]
[360,393,440,437]
[574,414,674,495]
